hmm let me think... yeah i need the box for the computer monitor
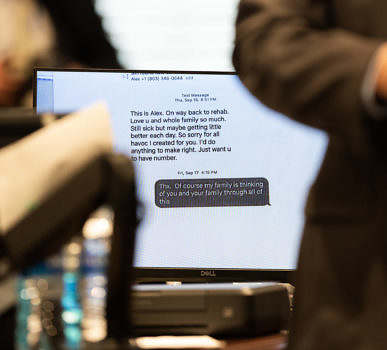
[34,69,328,282]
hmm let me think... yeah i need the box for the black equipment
[131,283,290,337]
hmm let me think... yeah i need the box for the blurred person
[234,1,387,349]
[38,0,121,69]
[0,0,121,107]
[0,0,55,106]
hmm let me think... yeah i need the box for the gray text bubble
[155,178,270,208]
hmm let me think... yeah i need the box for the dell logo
[201,270,216,277]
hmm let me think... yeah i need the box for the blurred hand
[375,43,387,101]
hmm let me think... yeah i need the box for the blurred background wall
[95,0,238,71]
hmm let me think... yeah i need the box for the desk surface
[80,334,288,350]
[226,334,287,350]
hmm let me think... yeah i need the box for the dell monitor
[34,69,328,282]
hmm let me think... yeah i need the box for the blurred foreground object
[0,103,138,346]
[0,102,112,236]
[0,108,42,148]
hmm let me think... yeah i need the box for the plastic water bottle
[15,207,113,349]
[61,238,83,349]
[15,255,62,350]
[80,206,113,345]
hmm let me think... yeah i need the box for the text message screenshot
[36,71,328,270]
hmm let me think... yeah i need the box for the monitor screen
[34,69,328,282]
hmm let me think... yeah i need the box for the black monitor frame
[33,68,295,284]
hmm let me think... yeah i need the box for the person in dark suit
[233,1,387,349]
[0,0,121,107]
[37,0,122,69]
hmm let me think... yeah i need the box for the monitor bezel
[33,68,295,283]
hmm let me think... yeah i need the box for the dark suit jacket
[234,1,387,349]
